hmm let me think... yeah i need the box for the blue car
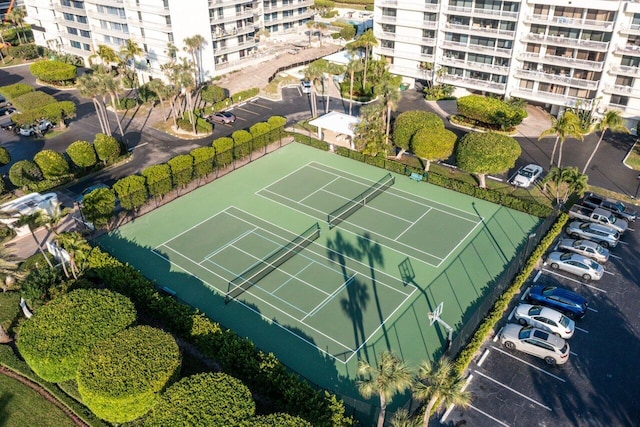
[526,285,587,319]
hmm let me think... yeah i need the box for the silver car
[565,221,619,248]
[545,252,604,281]
[511,164,543,188]
[513,303,575,339]
[499,324,570,365]
[557,238,609,263]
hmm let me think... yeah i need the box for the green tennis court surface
[98,143,540,401]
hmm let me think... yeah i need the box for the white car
[513,303,575,339]
[500,324,570,365]
[511,164,543,188]
[557,238,609,263]
[300,79,311,94]
[18,120,53,136]
[545,251,604,281]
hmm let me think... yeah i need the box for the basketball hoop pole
[429,302,453,351]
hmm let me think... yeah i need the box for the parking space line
[250,101,272,110]
[570,351,578,357]
[541,269,607,293]
[468,404,511,427]
[493,327,503,342]
[440,374,474,423]
[507,307,516,321]
[236,107,261,115]
[533,270,542,282]
[587,307,598,313]
[478,349,490,367]
[576,326,589,334]
[619,241,629,245]
[521,287,531,300]
[604,271,615,276]
[474,370,552,411]
[610,254,622,260]
[490,346,566,382]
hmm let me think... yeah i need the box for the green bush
[137,83,158,103]
[12,91,57,111]
[113,175,147,211]
[212,137,234,167]
[94,133,122,165]
[231,88,259,103]
[167,154,193,188]
[33,150,70,179]
[294,134,330,151]
[29,60,77,84]
[8,44,42,60]
[77,325,181,423]
[13,100,77,127]
[457,95,526,131]
[245,414,313,426]
[456,131,521,177]
[142,164,172,199]
[66,140,97,170]
[201,84,227,105]
[144,372,255,426]
[116,97,138,110]
[250,122,272,151]
[212,98,232,112]
[0,82,34,100]
[8,160,43,188]
[17,289,136,383]
[190,146,216,179]
[232,130,253,160]
[82,188,116,228]
[0,147,10,166]
[392,110,444,154]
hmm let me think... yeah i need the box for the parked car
[557,238,609,263]
[76,183,110,204]
[545,252,604,281]
[1,120,17,132]
[510,164,543,188]
[499,324,570,365]
[206,111,236,124]
[526,284,588,319]
[0,106,15,116]
[565,221,620,248]
[582,191,637,222]
[17,120,53,137]
[300,79,312,94]
[513,303,575,339]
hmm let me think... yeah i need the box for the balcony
[513,69,599,90]
[376,14,398,25]
[440,74,506,94]
[53,3,87,15]
[620,24,640,35]
[263,0,313,13]
[440,40,512,57]
[603,84,640,96]
[614,44,640,56]
[212,24,256,40]
[522,33,609,51]
[209,0,264,7]
[445,22,515,39]
[510,88,595,109]
[129,19,172,32]
[264,10,313,26]
[213,40,256,55]
[381,48,434,63]
[89,0,125,7]
[210,9,255,24]
[398,18,438,29]
[382,32,437,46]
[389,63,434,80]
[517,52,604,72]
[445,5,519,21]
[609,64,640,77]
[86,9,128,24]
[439,56,509,75]
[524,14,614,31]
[123,1,170,16]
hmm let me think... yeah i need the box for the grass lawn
[624,139,640,171]
[0,374,77,427]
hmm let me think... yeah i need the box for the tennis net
[327,173,395,229]
[225,223,321,303]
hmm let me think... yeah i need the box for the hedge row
[29,60,77,84]
[84,246,352,426]
[457,95,527,131]
[0,82,34,100]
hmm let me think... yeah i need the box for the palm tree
[56,232,91,279]
[542,166,588,206]
[304,60,327,118]
[375,72,403,147]
[353,103,387,155]
[15,212,55,269]
[77,72,111,135]
[93,44,120,71]
[357,351,413,427]
[147,78,176,120]
[412,358,471,427]
[6,7,27,45]
[351,30,378,94]
[390,409,420,427]
[538,111,583,168]
[120,39,143,90]
[183,34,206,85]
[345,57,363,116]
[582,110,629,173]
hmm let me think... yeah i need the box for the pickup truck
[568,205,628,233]
[581,192,637,222]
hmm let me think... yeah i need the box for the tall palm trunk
[582,131,606,173]
[28,229,54,269]
[377,395,387,427]
[549,136,560,166]
[348,70,355,116]
[423,394,440,427]
[385,103,392,146]
[557,143,565,168]
[92,98,108,134]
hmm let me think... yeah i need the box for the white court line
[541,269,607,293]
[302,273,357,321]
[299,176,341,204]
[474,370,552,411]
[307,162,480,222]
[490,346,566,382]
[467,404,511,427]
[317,187,414,225]
[155,208,232,248]
[201,228,257,262]
[393,208,432,241]
[256,162,317,196]
[272,262,315,294]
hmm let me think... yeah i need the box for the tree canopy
[411,126,457,172]
[456,131,521,188]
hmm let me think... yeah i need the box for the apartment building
[23,0,314,81]
[374,0,640,125]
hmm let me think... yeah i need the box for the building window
[77,15,87,24]
[80,30,90,38]
[70,40,81,48]
[61,0,71,6]
[83,43,91,51]
[67,27,78,35]
[63,13,74,21]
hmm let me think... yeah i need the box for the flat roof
[308,111,360,137]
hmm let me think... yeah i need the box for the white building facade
[24,0,314,81]
[374,0,640,123]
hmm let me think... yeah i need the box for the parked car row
[1,119,53,136]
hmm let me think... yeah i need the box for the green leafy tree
[77,325,181,423]
[113,175,147,212]
[29,60,77,84]
[190,146,216,181]
[375,72,403,146]
[77,72,111,135]
[183,34,207,85]
[201,84,226,105]
[142,164,172,201]
[344,55,364,116]
[82,188,116,229]
[0,147,10,166]
[167,154,193,189]
[357,351,413,427]
[249,122,272,151]
[8,160,42,189]
[304,59,328,118]
[119,39,143,89]
[66,140,97,170]
[411,126,457,172]
[0,82,34,99]
[13,212,54,269]
[55,231,91,279]
[6,7,27,45]
[389,409,420,427]
[93,133,121,165]
[353,103,387,156]
[20,266,59,309]
[144,372,255,426]
[245,414,313,426]
[350,29,378,93]
[17,289,136,383]
[231,129,253,160]
[392,111,444,159]
[92,44,120,70]
[583,110,629,173]
[456,131,521,188]
[12,90,56,111]
[147,78,177,120]
[212,136,234,168]
[33,150,70,179]
[538,111,583,168]
[412,358,471,427]
[542,167,588,206]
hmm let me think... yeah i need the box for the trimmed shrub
[268,115,287,129]
[144,372,255,426]
[245,414,313,426]
[93,134,121,165]
[142,164,172,199]
[116,97,138,110]
[33,150,70,179]
[29,60,77,84]
[7,44,42,60]
[0,147,10,166]
[213,136,234,167]
[411,126,457,170]
[250,122,272,151]
[8,160,43,188]
[167,154,193,188]
[12,91,57,112]
[457,95,526,130]
[113,175,147,211]
[83,188,116,228]
[392,110,444,154]
[201,84,226,105]
[17,289,136,383]
[232,129,253,160]
[77,325,181,423]
[66,140,97,170]
[0,82,34,100]
[456,132,521,176]
[190,146,216,179]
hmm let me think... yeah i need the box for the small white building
[0,192,61,236]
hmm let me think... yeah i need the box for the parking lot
[444,220,640,426]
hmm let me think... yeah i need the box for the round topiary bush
[245,414,313,426]
[17,289,136,383]
[144,372,255,426]
[77,325,181,423]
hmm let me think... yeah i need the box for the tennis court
[97,143,540,400]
